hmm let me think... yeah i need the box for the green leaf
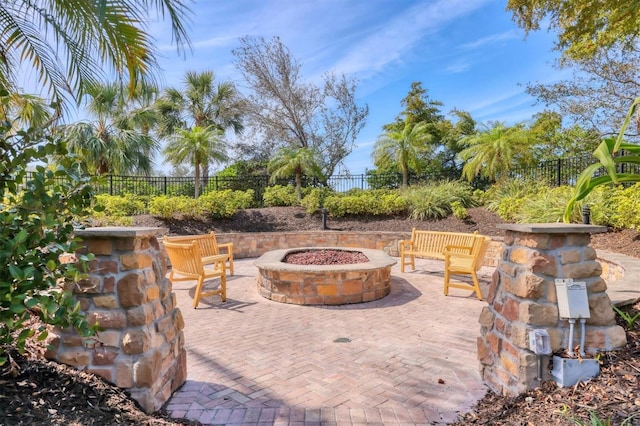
[37,330,49,341]
[8,264,23,280]
[614,97,640,153]
[14,229,28,245]
[46,260,57,271]
[10,303,25,314]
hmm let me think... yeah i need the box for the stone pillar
[478,224,627,396]
[47,227,186,413]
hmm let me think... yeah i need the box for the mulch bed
[1,207,639,425]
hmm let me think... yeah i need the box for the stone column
[478,224,627,396]
[47,227,186,413]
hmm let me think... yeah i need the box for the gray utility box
[551,356,600,387]
[555,279,590,319]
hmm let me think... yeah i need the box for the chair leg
[193,276,205,309]
[471,271,483,301]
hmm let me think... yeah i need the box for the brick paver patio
[165,257,493,425]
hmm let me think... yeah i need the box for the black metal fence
[508,153,640,186]
[87,170,464,203]
[23,152,640,211]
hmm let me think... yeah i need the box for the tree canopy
[374,82,474,180]
[0,0,191,107]
[507,0,640,60]
[526,42,640,140]
[64,83,159,175]
[233,36,368,178]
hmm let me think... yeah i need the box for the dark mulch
[1,207,639,425]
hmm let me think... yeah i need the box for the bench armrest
[443,251,475,259]
[444,244,473,255]
[217,242,233,253]
[399,239,414,249]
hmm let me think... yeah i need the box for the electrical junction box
[529,329,552,355]
[555,279,590,319]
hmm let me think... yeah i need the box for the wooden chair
[164,232,234,277]
[443,235,491,301]
[163,240,226,308]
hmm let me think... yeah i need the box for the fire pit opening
[283,249,369,265]
[254,247,396,305]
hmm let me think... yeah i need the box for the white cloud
[445,62,471,74]
[330,0,492,78]
[460,30,520,50]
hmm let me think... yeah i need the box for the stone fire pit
[254,247,397,305]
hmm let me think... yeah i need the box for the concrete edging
[597,250,640,306]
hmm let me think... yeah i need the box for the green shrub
[451,200,469,220]
[515,186,582,223]
[484,179,543,221]
[263,185,298,207]
[404,181,476,220]
[609,183,640,230]
[148,190,253,219]
[301,187,333,214]
[1,127,98,364]
[472,189,487,206]
[148,196,200,218]
[323,189,407,217]
[198,189,254,218]
[578,185,614,226]
[94,194,145,216]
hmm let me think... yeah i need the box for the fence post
[163,176,167,196]
[556,159,562,187]
[109,175,113,196]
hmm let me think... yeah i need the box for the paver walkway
[165,257,494,425]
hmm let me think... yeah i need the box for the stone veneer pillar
[478,223,627,396]
[47,227,186,413]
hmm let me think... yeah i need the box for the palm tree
[163,126,229,198]
[156,70,244,183]
[372,121,433,188]
[64,83,158,175]
[0,92,55,136]
[0,1,190,107]
[118,81,161,137]
[268,147,321,200]
[459,122,537,183]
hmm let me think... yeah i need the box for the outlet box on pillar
[554,279,590,319]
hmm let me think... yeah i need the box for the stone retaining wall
[47,228,186,414]
[211,231,501,267]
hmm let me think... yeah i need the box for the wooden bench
[164,232,234,277]
[399,229,490,300]
[399,229,480,272]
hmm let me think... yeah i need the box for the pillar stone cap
[498,223,608,234]
[75,227,167,238]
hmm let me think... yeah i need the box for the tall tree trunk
[194,159,201,199]
[295,172,303,200]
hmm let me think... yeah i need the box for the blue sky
[150,0,563,174]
